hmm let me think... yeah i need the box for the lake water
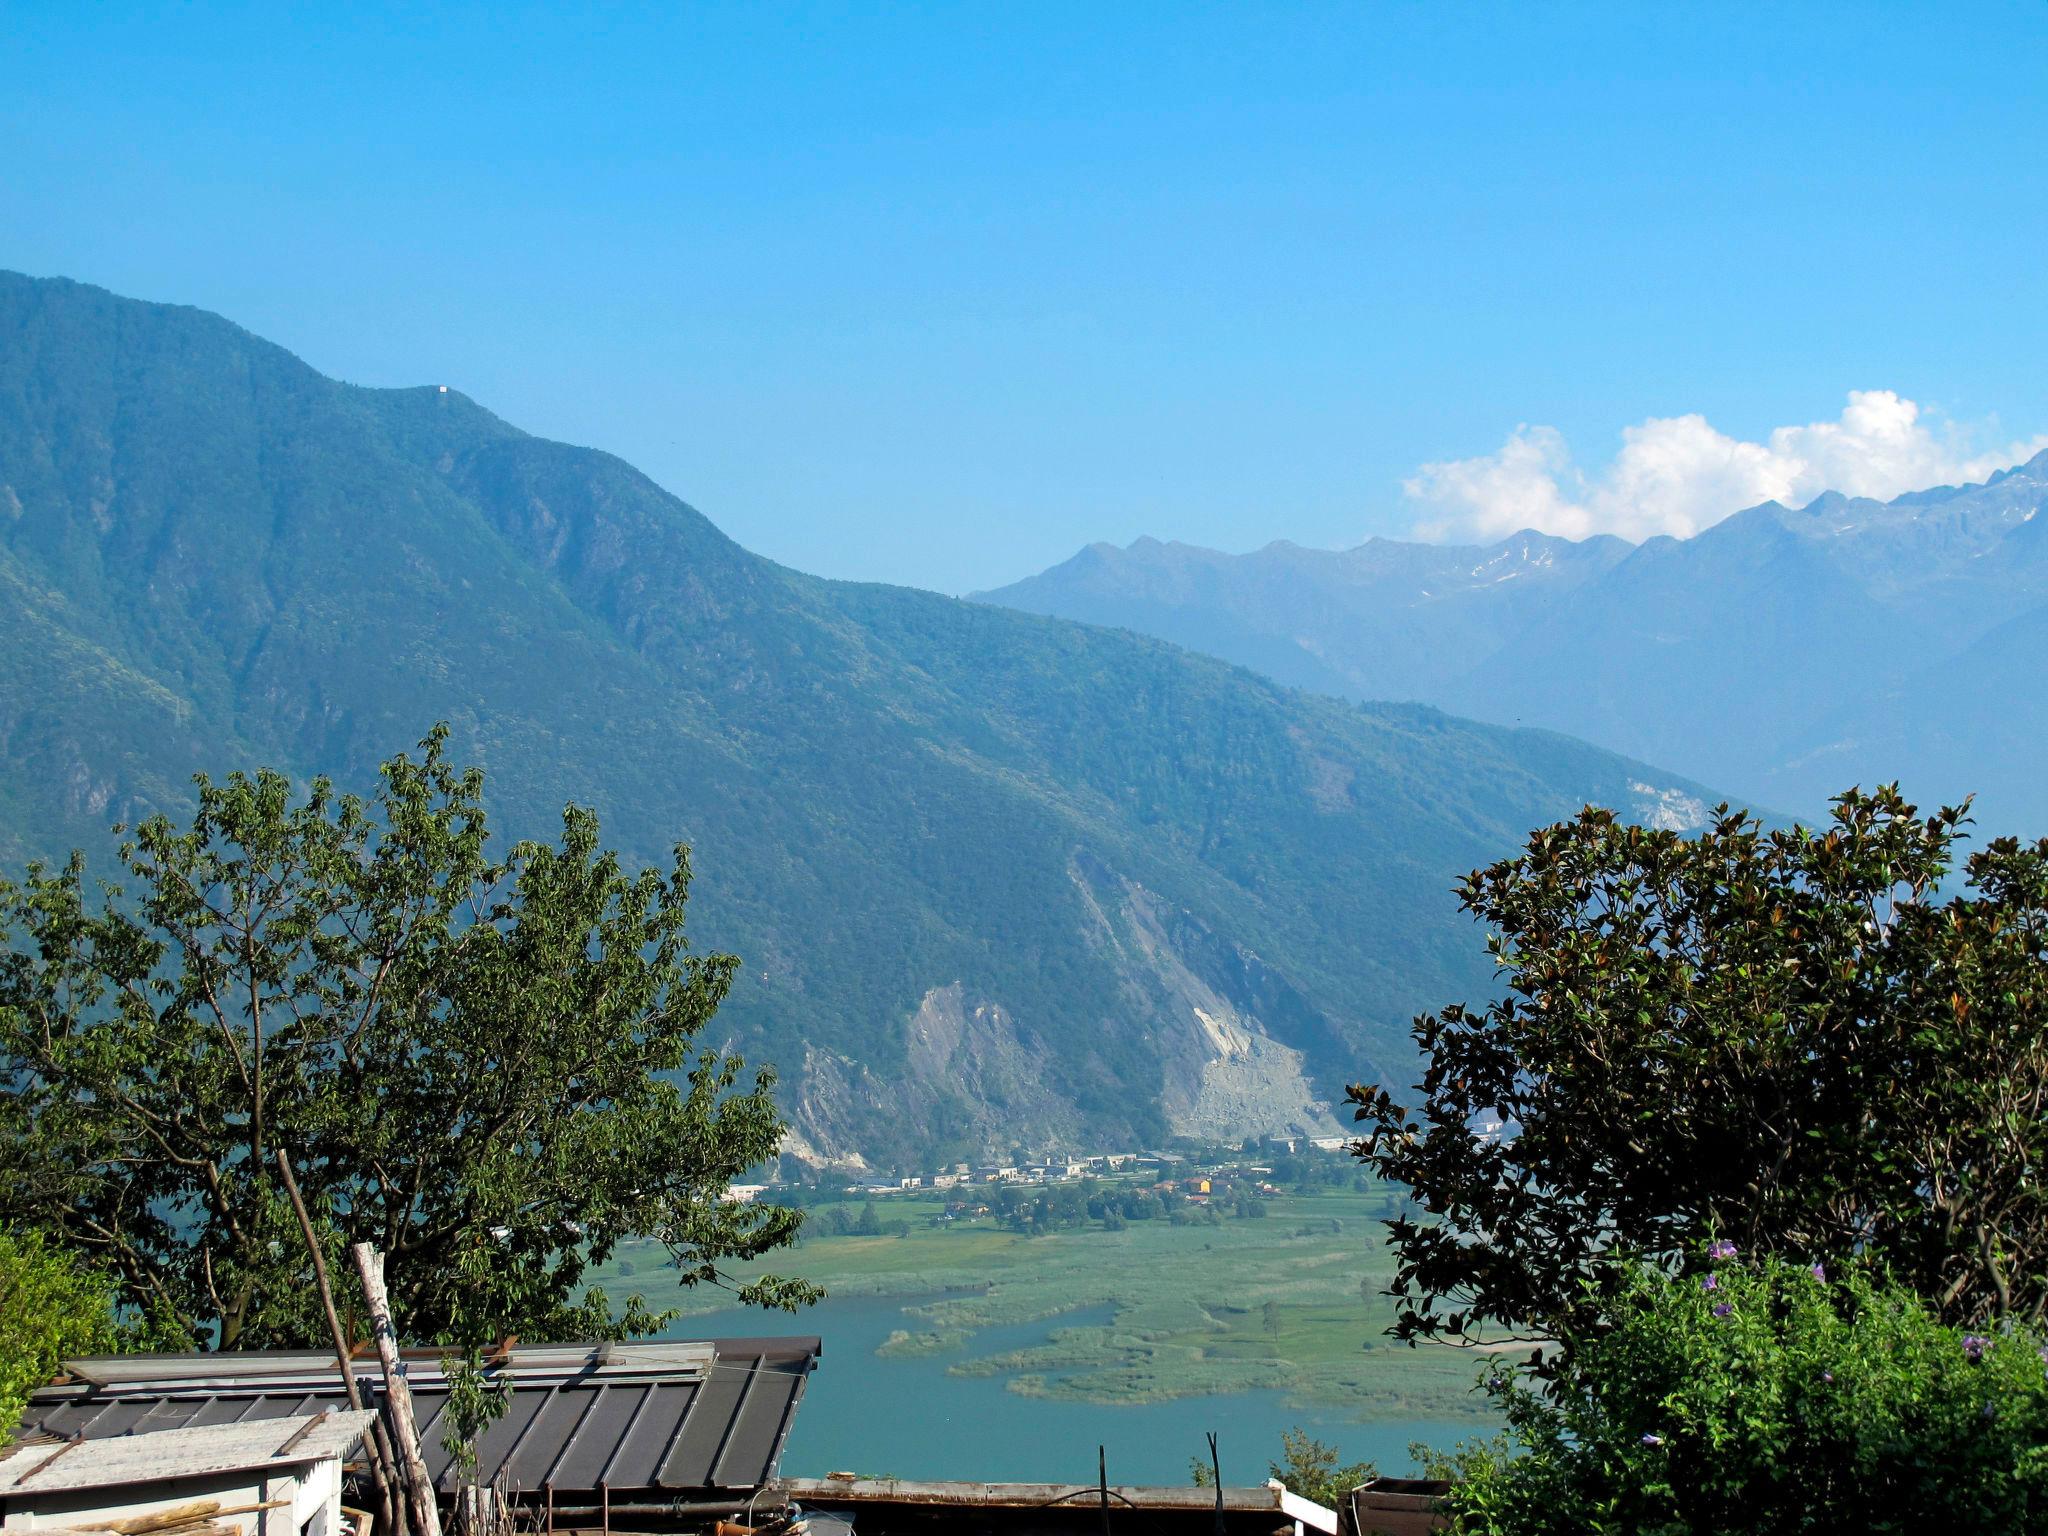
[673,1291,1479,1486]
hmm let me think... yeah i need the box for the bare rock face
[779,1047,886,1170]
[781,854,1346,1164]
[1096,865,1343,1142]
[903,984,1085,1140]
[783,986,1085,1164]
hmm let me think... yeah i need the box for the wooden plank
[14,1434,86,1484]
[778,1480,1286,1512]
[100,1496,293,1533]
[273,1410,332,1458]
[101,1497,221,1531]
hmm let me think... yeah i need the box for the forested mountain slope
[0,273,1716,1165]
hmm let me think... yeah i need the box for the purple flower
[1822,1371,1834,1383]
[1963,1334,1990,1362]
[1701,1273,1719,1292]
[1640,1433,1664,1447]
[1707,1239,1738,1261]
[1810,1264,1826,1282]
[1713,1302,1733,1318]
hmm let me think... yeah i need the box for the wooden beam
[276,1151,401,1536]
[350,1244,443,1536]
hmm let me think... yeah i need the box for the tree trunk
[351,1243,443,1536]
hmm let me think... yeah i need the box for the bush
[1269,1426,1374,1509]
[1121,1192,1163,1221]
[0,1228,120,1441]
[1441,1252,2048,1535]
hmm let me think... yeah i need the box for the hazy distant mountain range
[982,461,2048,836]
[0,272,1720,1165]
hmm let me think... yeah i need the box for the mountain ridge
[0,271,1724,1166]
[981,457,2048,833]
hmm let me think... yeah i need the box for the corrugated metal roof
[0,1411,376,1494]
[21,1339,818,1498]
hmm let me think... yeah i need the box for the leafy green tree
[1268,1426,1374,1509]
[1440,1254,2048,1535]
[1122,1191,1163,1221]
[809,1205,852,1238]
[0,729,814,1352]
[0,1227,122,1441]
[1350,787,2048,1347]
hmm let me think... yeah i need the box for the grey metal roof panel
[661,1366,742,1489]
[595,1380,679,1489]
[468,1386,551,1484]
[23,1338,818,1498]
[542,1382,628,1490]
[715,1355,809,1490]
[67,1399,158,1438]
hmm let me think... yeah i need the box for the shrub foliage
[1443,1254,2048,1535]
[0,1226,120,1441]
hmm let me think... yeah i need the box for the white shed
[0,1410,374,1536]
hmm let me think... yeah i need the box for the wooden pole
[1098,1447,1110,1536]
[351,1243,444,1536]
[369,1420,412,1536]
[275,1152,402,1536]
[1207,1432,1223,1536]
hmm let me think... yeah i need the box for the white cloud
[1404,391,2048,544]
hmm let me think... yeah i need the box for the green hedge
[0,1228,120,1442]
[1440,1252,2048,1535]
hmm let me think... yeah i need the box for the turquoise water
[674,1292,1479,1486]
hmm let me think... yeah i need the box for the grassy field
[585,1185,1501,1425]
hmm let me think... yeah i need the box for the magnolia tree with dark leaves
[1349,785,2048,1351]
[0,728,814,1353]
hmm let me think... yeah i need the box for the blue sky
[5,2,2046,592]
